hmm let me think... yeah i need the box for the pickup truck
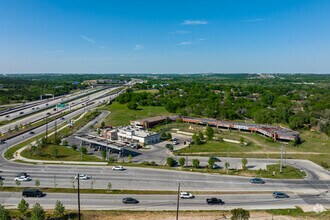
[206,197,225,205]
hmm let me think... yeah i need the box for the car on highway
[29,131,35,135]
[180,192,195,199]
[122,197,139,204]
[5,115,10,118]
[32,108,35,110]
[46,112,51,116]
[74,174,90,180]
[19,112,24,115]
[250,178,265,184]
[112,165,124,171]
[0,176,3,180]
[22,188,44,198]
[61,117,65,120]
[0,140,6,145]
[16,172,28,177]
[15,176,31,182]
[206,197,225,205]
[272,192,289,198]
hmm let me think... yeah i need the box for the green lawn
[133,89,159,94]
[177,140,262,154]
[100,102,173,127]
[21,145,102,162]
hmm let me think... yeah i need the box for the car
[16,172,28,177]
[112,165,124,171]
[0,140,6,145]
[19,112,24,115]
[5,115,10,118]
[32,108,35,110]
[171,137,178,141]
[0,176,3,180]
[212,164,220,169]
[210,156,221,162]
[46,112,51,116]
[250,178,265,184]
[15,176,31,182]
[29,131,35,135]
[180,192,195,199]
[272,192,289,198]
[74,174,90,180]
[206,197,225,205]
[22,188,44,198]
[122,197,139,204]
[61,117,65,120]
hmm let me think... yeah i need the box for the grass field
[100,102,173,127]
[21,144,102,162]
[133,89,159,94]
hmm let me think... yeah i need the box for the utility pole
[54,118,57,142]
[45,116,48,140]
[280,146,284,173]
[77,173,81,220]
[176,182,180,220]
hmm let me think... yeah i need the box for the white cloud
[171,30,190,34]
[133,44,143,50]
[80,35,96,44]
[177,41,194,46]
[182,20,208,25]
[243,18,266,22]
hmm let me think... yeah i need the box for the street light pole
[176,182,180,220]
[280,146,284,173]
[77,173,81,220]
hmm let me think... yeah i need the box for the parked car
[22,188,44,198]
[250,178,265,184]
[15,176,31,182]
[206,197,225,205]
[16,172,28,177]
[74,174,90,180]
[180,192,195,199]
[122,197,139,204]
[112,165,124,171]
[171,138,178,141]
[173,141,179,145]
[272,192,289,198]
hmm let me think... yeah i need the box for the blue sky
[0,0,329,73]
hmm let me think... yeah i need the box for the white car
[112,165,124,171]
[14,176,31,182]
[74,174,90,180]
[180,192,195,199]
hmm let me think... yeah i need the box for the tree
[30,202,45,220]
[208,157,215,169]
[179,157,186,167]
[0,204,10,220]
[192,133,202,145]
[198,130,204,140]
[101,149,107,161]
[192,159,200,168]
[54,200,65,219]
[107,182,112,191]
[127,101,138,110]
[240,137,245,146]
[35,179,40,187]
[166,157,177,167]
[205,125,214,140]
[161,132,167,140]
[242,157,248,170]
[52,146,58,158]
[225,162,230,174]
[166,133,172,140]
[18,199,29,217]
[128,154,133,163]
[71,144,77,151]
[101,121,106,128]
[62,140,68,146]
[231,208,250,220]
[80,147,87,155]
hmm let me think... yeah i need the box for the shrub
[166,157,177,167]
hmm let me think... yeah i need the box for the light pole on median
[77,173,81,220]
[176,182,180,220]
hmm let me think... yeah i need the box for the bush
[71,144,77,151]
[321,161,329,170]
[141,161,158,166]
[179,157,186,167]
[80,147,87,155]
[192,159,200,168]
[231,208,250,220]
[166,157,177,167]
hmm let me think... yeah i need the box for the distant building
[130,116,171,128]
[102,126,161,145]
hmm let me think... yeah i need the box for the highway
[0,87,116,134]
[1,192,322,210]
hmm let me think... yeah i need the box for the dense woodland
[116,74,330,135]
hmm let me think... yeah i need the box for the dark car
[22,188,44,198]
[206,197,225,205]
[29,131,35,135]
[210,156,221,162]
[16,172,28,177]
[250,178,265,184]
[0,140,6,145]
[122,197,139,204]
[272,192,289,198]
